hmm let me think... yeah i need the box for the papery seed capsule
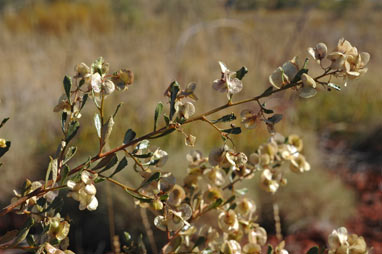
[315,42,328,60]
[301,73,316,88]
[152,199,164,210]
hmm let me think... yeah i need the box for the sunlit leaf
[94,113,102,138]
[63,146,77,164]
[101,116,114,148]
[45,157,58,186]
[123,232,131,242]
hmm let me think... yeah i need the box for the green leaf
[163,114,170,126]
[0,117,9,128]
[192,236,206,251]
[260,86,273,97]
[328,82,341,91]
[236,66,248,80]
[228,203,237,210]
[94,113,102,138]
[160,194,169,201]
[132,152,153,158]
[92,154,115,171]
[83,156,93,170]
[267,114,283,124]
[80,93,88,110]
[154,102,163,131]
[307,246,319,254]
[101,116,114,148]
[223,195,236,205]
[41,197,64,213]
[65,120,80,143]
[222,126,241,135]
[208,198,223,209]
[0,141,11,158]
[123,129,136,144]
[63,146,77,164]
[0,230,18,245]
[211,113,236,124]
[59,165,70,186]
[94,154,118,173]
[113,103,123,118]
[61,112,67,133]
[78,78,85,88]
[12,217,34,246]
[123,232,131,242]
[125,189,152,203]
[109,157,128,177]
[169,81,180,120]
[26,234,36,246]
[94,176,105,183]
[291,67,308,84]
[267,245,273,254]
[45,157,58,187]
[262,107,274,114]
[136,172,161,191]
[63,76,72,104]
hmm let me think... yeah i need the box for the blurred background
[0,0,381,253]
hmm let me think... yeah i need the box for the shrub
[0,38,371,254]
